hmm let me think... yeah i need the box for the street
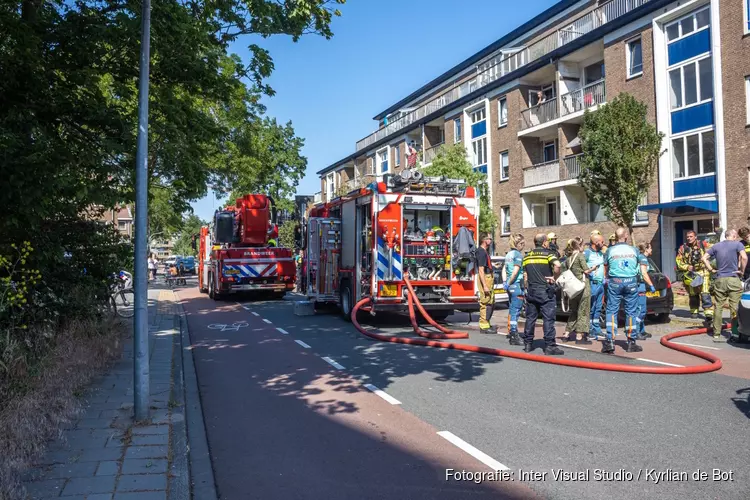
[178,282,750,500]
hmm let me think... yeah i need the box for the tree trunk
[628,223,636,246]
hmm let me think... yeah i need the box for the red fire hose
[351,290,723,374]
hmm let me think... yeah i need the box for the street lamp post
[133,0,152,422]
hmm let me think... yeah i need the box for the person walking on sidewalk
[701,229,748,342]
[521,233,563,355]
[602,227,642,354]
[562,239,594,345]
[476,233,496,334]
[503,234,525,345]
[636,243,657,341]
[585,232,606,341]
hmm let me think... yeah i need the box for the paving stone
[131,434,168,446]
[43,462,97,479]
[76,418,118,430]
[132,425,168,436]
[61,476,116,496]
[23,479,65,498]
[124,446,168,459]
[77,447,125,462]
[87,495,114,500]
[96,461,120,476]
[121,459,168,475]
[116,474,167,492]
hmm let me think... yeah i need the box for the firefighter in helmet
[676,230,713,320]
[268,238,277,247]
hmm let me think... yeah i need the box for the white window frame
[393,144,400,167]
[626,36,643,79]
[498,96,508,127]
[500,206,511,235]
[745,0,750,35]
[670,127,716,183]
[453,118,461,144]
[377,147,389,174]
[668,55,713,112]
[468,104,488,173]
[499,150,509,181]
[746,76,750,125]
[470,107,486,124]
[326,173,334,199]
[633,194,649,225]
[665,6,711,44]
[471,136,488,171]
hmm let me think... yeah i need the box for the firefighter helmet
[268,239,277,247]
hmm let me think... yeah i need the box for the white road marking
[636,358,684,367]
[322,357,345,370]
[363,384,402,405]
[262,319,272,324]
[672,341,721,351]
[277,328,289,335]
[559,344,590,351]
[251,312,260,317]
[437,431,510,471]
[295,340,311,348]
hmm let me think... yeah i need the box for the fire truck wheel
[340,283,353,322]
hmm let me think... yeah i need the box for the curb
[178,304,219,500]
[169,313,189,500]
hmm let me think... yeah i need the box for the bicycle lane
[178,288,538,500]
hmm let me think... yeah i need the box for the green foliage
[172,215,207,257]
[278,220,299,250]
[578,93,664,239]
[420,143,498,235]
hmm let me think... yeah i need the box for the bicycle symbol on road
[207,321,249,332]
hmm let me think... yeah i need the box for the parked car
[734,278,750,343]
[175,256,196,275]
[555,256,674,324]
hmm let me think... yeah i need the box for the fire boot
[508,332,523,346]
[523,342,534,353]
[626,338,643,352]
[601,339,615,354]
[543,344,564,355]
[638,331,652,340]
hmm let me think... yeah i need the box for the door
[674,220,694,255]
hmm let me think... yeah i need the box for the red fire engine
[303,169,480,319]
[198,194,295,299]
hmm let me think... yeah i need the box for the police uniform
[744,239,750,281]
[522,248,563,354]
[603,242,642,353]
[676,240,713,318]
[584,246,606,340]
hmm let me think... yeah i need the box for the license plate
[646,291,660,298]
[380,284,398,297]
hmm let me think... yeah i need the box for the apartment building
[317,0,750,280]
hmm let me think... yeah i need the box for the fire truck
[198,194,295,300]
[303,168,480,320]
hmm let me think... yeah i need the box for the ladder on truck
[306,218,341,302]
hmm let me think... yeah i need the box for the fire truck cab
[304,169,480,319]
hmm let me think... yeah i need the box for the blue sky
[190,0,558,221]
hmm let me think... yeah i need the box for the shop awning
[638,199,718,217]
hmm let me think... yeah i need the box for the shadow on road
[732,388,750,420]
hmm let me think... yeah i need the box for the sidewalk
[21,283,214,500]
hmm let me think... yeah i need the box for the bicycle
[111,271,135,318]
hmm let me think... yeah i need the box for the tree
[578,93,664,241]
[278,220,298,250]
[172,215,206,257]
[419,143,498,236]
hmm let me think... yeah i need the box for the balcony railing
[423,142,445,165]
[563,154,583,180]
[560,79,606,116]
[313,191,322,203]
[523,160,560,188]
[519,98,559,131]
[354,0,651,152]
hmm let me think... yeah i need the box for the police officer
[522,233,563,355]
[602,227,642,354]
[739,227,750,281]
[584,231,606,341]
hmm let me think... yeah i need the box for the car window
[647,258,661,273]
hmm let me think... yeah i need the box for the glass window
[683,64,697,106]
[501,206,511,234]
[667,23,680,41]
[378,149,388,173]
[747,77,750,124]
[702,130,715,174]
[585,61,605,83]
[543,141,557,163]
[699,57,713,101]
[686,134,700,176]
[498,97,508,126]
[669,69,682,109]
[627,40,642,77]
[680,16,694,37]
[472,137,487,168]
[394,145,400,166]
[471,108,486,123]
[672,137,685,178]
[500,151,509,180]
[696,9,710,30]
[454,118,461,143]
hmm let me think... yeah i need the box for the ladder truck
[198,194,295,300]
[303,169,480,320]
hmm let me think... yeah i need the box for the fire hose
[351,279,723,374]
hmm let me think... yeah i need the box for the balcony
[519,98,559,131]
[423,142,444,165]
[354,0,652,152]
[562,154,583,180]
[560,79,605,117]
[523,160,560,188]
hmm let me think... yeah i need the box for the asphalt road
[178,283,750,500]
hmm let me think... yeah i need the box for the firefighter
[602,227,642,354]
[739,227,750,281]
[268,238,277,247]
[476,233,496,334]
[676,230,713,321]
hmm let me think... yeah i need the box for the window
[668,56,713,110]
[499,151,509,181]
[746,77,750,124]
[626,38,643,78]
[666,7,710,42]
[585,61,605,84]
[529,85,556,106]
[746,0,750,34]
[498,97,508,127]
[394,145,400,167]
[543,141,557,163]
[471,107,486,123]
[634,194,649,224]
[589,203,608,223]
[500,206,511,235]
[546,198,559,227]
[470,105,488,173]
[472,137,487,172]
[378,149,388,174]
[671,129,715,180]
[454,118,461,143]
[118,221,128,230]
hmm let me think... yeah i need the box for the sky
[190,0,559,221]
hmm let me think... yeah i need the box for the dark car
[556,257,674,324]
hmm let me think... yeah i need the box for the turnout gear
[676,240,713,318]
